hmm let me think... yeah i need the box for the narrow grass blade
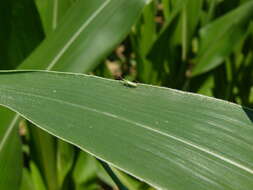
[0,109,22,190]
[192,1,253,76]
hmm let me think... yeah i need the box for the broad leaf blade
[21,0,147,72]
[192,1,253,76]
[0,71,252,190]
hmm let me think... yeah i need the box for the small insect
[122,79,137,88]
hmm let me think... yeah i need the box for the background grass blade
[0,108,22,190]
[20,168,36,190]
[130,0,157,84]
[56,140,75,188]
[192,0,253,76]
[147,14,181,86]
[0,70,252,190]
[28,123,58,190]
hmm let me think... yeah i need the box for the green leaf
[131,1,157,84]
[35,0,77,34]
[181,0,203,60]
[57,140,75,187]
[20,168,36,190]
[0,70,253,190]
[0,0,44,69]
[0,108,22,190]
[192,1,253,76]
[73,152,98,185]
[21,0,147,72]
[28,124,58,190]
[30,161,47,190]
[147,14,181,85]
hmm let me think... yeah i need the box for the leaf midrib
[46,0,111,70]
[1,87,253,175]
